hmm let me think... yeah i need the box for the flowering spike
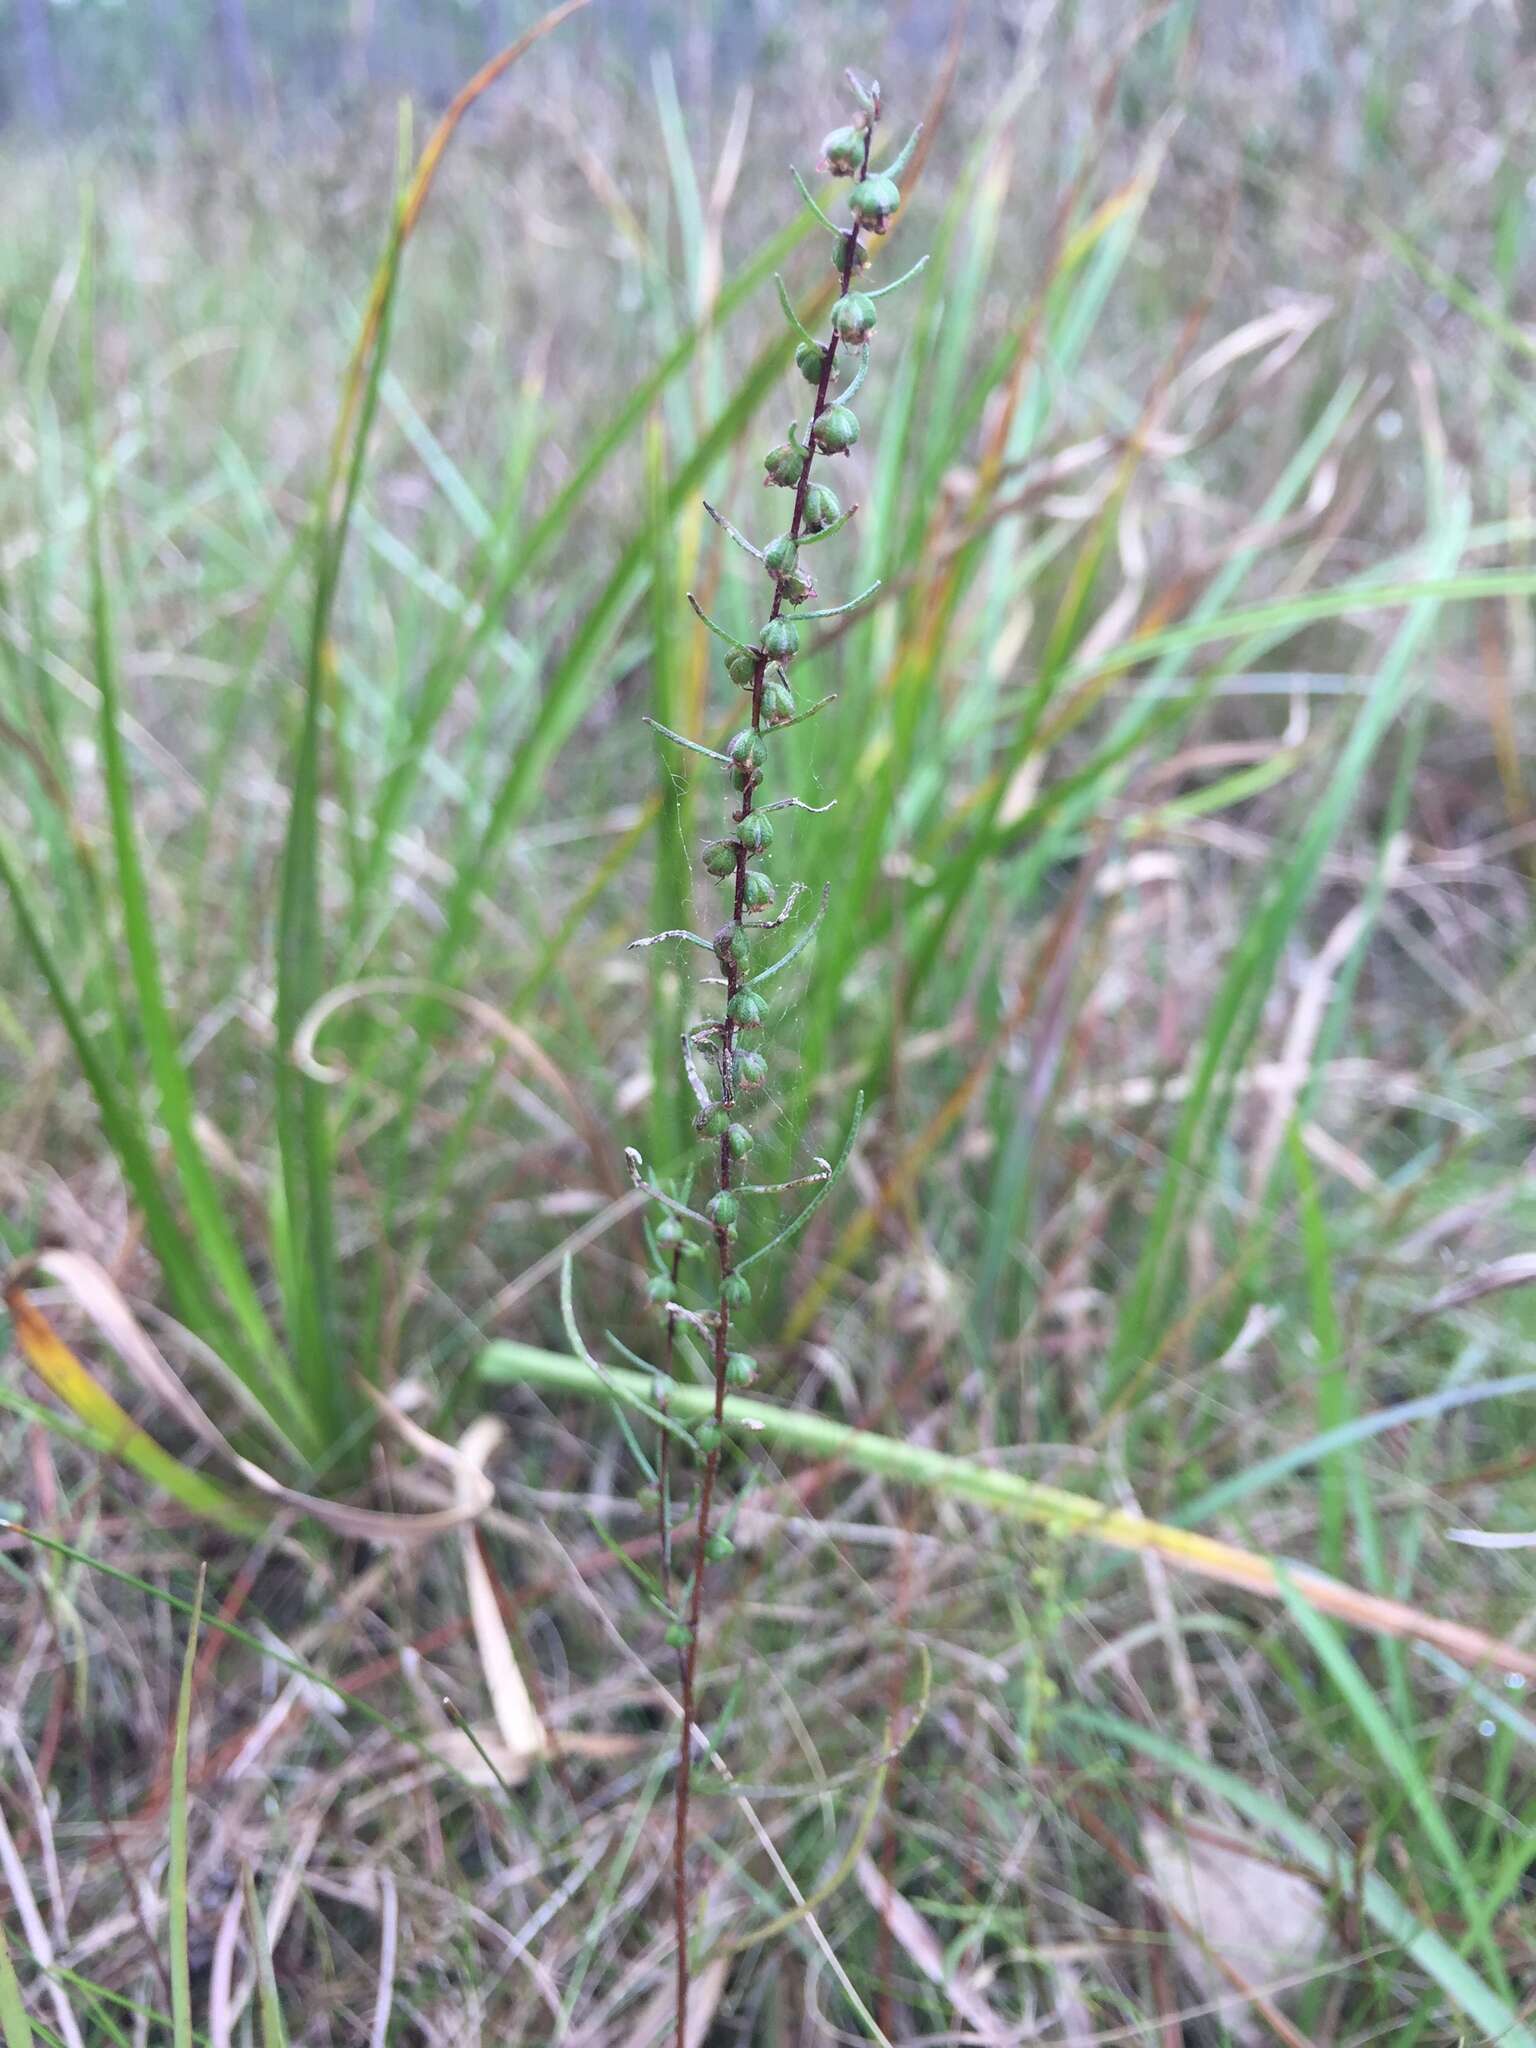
[635,81,920,2043]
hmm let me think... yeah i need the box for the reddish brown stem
[671,117,876,2048]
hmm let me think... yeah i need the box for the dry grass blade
[455,1416,546,1772]
[10,1251,493,1540]
[854,1855,1011,2043]
[0,1807,82,2048]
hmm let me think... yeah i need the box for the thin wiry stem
[669,98,882,2048]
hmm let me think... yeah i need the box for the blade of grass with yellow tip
[478,1342,1536,1686]
[5,1286,257,1535]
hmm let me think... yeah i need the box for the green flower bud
[656,1215,686,1247]
[812,404,860,455]
[832,291,877,343]
[707,1191,739,1228]
[704,1532,735,1561]
[737,812,774,853]
[831,231,870,275]
[763,439,802,487]
[664,1620,693,1648]
[761,678,795,724]
[733,1048,768,1090]
[728,991,766,1029]
[726,644,759,689]
[695,1420,723,1454]
[759,617,799,661]
[704,841,738,880]
[726,1122,754,1158]
[763,532,799,581]
[725,1351,758,1386]
[646,1273,673,1304]
[719,1271,752,1308]
[742,867,775,911]
[849,172,901,234]
[802,482,842,533]
[819,125,865,177]
[694,1102,730,1137]
[795,339,829,384]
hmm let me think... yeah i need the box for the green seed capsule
[656,1215,686,1247]
[694,1103,730,1137]
[776,566,816,606]
[726,1122,754,1158]
[646,1273,673,1304]
[761,679,795,723]
[728,730,766,770]
[802,482,842,533]
[820,125,865,176]
[813,404,860,455]
[664,1621,693,1648]
[762,439,802,487]
[725,1351,758,1386]
[713,924,753,970]
[742,867,775,911]
[795,339,828,384]
[832,291,877,343]
[733,1049,768,1090]
[763,533,800,582]
[849,172,901,233]
[831,231,870,274]
[759,617,799,661]
[704,842,738,880]
[704,1532,735,1562]
[737,812,774,853]
[695,1420,723,1453]
[728,991,766,1029]
[719,1271,752,1308]
[726,644,759,689]
[706,1191,739,1228]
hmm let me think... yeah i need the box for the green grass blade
[1070,1708,1536,2048]
[0,1917,34,2048]
[76,213,304,1448]
[242,1870,289,2048]
[274,152,414,1463]
[168,1566,205,2048]
[1275,1569,1507,1992]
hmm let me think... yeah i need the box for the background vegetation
[7,1,1536,2040]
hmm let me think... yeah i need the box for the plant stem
[669,119,876,2048]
